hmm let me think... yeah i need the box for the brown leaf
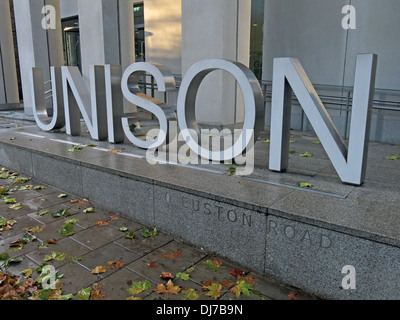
[221,281,234,288]
[230,268,245,278]
[96,221,109,227]
[153,280,181,296]
[160,272,174,280]
[70,198,90,206]
[288,292,299,300]
[47,239,57,245]
[202,281,215,291]
[9,240,24,248]
[147,261,158,269]
[109,216,119,221]
[162,250,182,261]
[237,275,259,287]
[106,260,126,269]
[107,149,122,154]
[91,283,107,300]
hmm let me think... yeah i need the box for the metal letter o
[177,59,265,161]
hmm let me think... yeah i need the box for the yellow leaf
[91,266,107,274]
[107,149,122,154]
[205,283,222,299]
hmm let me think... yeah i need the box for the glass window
[134,3,145,62]
[61,17,81,71]
[250,0,264,80]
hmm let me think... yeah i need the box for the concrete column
[144,0,182,75]
[78,0,135,81]
[182,0,251,126]
[13,0,63,115]
[143,0,182,106]
[78,0,135,112]
[0,0,20,105]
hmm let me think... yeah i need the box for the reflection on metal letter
[121,62,177,149]
[62,66,109,140]
[177,59,265,161]
[31,67,65,131]
[269,54,377,186]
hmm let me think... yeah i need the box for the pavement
[0,152,317,300]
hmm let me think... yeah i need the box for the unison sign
[31,54,377,186]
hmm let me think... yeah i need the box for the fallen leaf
[58,293,74,300]
[230,280,253,298]
[96,221,109,227]
[109,216,118,221]
[204,259,222,272]
[153,280,181,296]
[299,182,313,189]
[36,210,50,217]
[237,275,259,287]
[21,269,33,278]
[300,151,313,158]
[24,226,45,233]
[127,280,151,296]
[204,283,222,299]
[182,288,199,300]
[70,199,90,206]
[68,146,84,153]
[57,194,68,198]
[44,251,67,262]
[0,252,23,270]
[57,219,79,237]
[162,250,182,261]
[160,272,174,280]
[9,203,23,211]
[146,261,158,269]
[176,272,190,281]
[221,281,234,288]
[51,208,71,218]
[107,149,122,154]
[230,268,245,278]
[91,266,107,275]
[83,207,94,214]
[91,283,107,300]
[141,228,158,238]
[288,292,299,300]
[124,231,135,240]
[106,260,126,269]
[2,197,17,204]
[77,287,93,300]
[47,239,57,245]
[186,267,195,273]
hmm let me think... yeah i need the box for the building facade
[1,0,400,143]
